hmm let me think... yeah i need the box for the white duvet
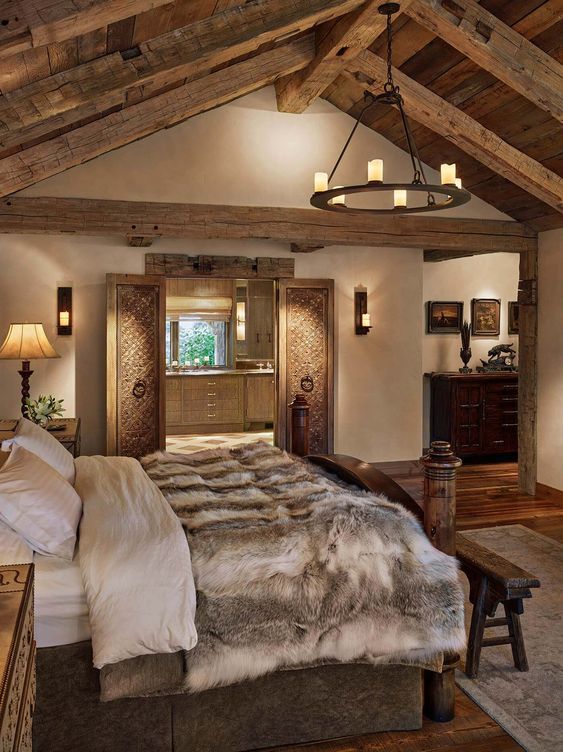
[74,455,197,668]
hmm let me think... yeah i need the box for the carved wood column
[518,249,538,495]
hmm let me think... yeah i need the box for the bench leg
[465,575,488,679]
[504,601,529,672]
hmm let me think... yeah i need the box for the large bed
[0,414,465,752]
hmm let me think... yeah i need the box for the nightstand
[0,563,35,752]
[0,418,81,457]
[45,418,81,458]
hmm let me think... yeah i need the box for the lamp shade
[0,323,60,360]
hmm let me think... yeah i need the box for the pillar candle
[441,163,456,184]
[368,159,383,182]
[394,189,407,207]
[314,172,328,192]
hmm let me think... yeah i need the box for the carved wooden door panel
[107,274,166,457]
[276,279,334,454]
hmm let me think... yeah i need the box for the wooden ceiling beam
[404,0,563,123]
[0,37,314,196]
[275,0,416,114]
[0,196,537,254]
[0,0,365,153]
[349,51,563,214]
[0,0,171,59]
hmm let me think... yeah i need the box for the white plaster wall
[0,87,508,458]
[423,253,520,374]
[537,229,563,491]
[421,253,520,447]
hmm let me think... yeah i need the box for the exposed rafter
[404,0,563,123]
[0,0,364,153]
[0,197,537,254]
[0,0,171,59]
[275,0,415,114]
[349,51,563,213]
[0,37,314,197]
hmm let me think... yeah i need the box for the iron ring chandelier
[311,2,471,216]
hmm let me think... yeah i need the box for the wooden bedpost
[421,440,462,723]
[289,394,310,457]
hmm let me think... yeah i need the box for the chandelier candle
[441,164,457,185]
[314,172,328,192]
[368,159,383,182]
[394,189,407,207]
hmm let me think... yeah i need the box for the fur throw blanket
[141,442,465,693]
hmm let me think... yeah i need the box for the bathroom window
[166,318,227,367]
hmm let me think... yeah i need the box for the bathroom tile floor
[165,430,273,454]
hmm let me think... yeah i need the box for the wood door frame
[276,278,334,453]
[107,273,166,455]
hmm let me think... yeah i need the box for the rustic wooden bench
[456,532,541,679]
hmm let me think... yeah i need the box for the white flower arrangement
[24,394,65,427]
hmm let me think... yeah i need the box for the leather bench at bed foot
[456,532,540,679]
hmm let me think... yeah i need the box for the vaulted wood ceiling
[1,0,561,232]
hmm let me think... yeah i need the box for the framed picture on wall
[471,298,500,336]
[426,301,463,334]
[508,301,519,334]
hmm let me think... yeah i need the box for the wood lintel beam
[0,196,537,254]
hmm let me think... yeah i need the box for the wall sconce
[354,286,372,335]
[236,300,246,341]
[57,287,72,335]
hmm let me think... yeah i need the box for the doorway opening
[165,278,276,454]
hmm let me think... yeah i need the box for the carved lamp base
[17,360,33,417]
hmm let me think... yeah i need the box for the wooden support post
[518,249,538,495]
[289,394,310,457]
[421,440,462,722]
[421,440,461,556]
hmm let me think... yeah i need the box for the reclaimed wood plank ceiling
[0,0,561,232]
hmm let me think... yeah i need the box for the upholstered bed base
[33,642,423,752]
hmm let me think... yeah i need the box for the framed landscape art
[472,298,500,336]
[508,301,519,334]
[427,301,463,334]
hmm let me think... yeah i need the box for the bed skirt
[33,642,423,752]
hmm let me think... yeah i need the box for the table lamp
[0,323,60,416]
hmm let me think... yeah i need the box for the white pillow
[2,418,75,485]
[0,519,34,565]
[0,445,82,561]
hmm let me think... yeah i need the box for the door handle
[132,380,146,399]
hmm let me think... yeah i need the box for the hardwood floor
[269,461,563,752]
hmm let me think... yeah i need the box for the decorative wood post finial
[289,393,310,457]
[421,441,462,557]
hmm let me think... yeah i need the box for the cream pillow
[0,445,82,561]
[2,418,75,484]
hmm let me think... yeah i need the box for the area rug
[456,525,562,752]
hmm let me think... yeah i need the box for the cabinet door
[483,381,518,453]
[277,279,334,454]
[247,281,274,360]
[107,274,166,457]
[246,375,275,422]
[455,382,483,454]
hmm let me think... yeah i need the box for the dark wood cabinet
[430,373,518,458]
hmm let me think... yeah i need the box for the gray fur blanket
[139,442,465,693]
